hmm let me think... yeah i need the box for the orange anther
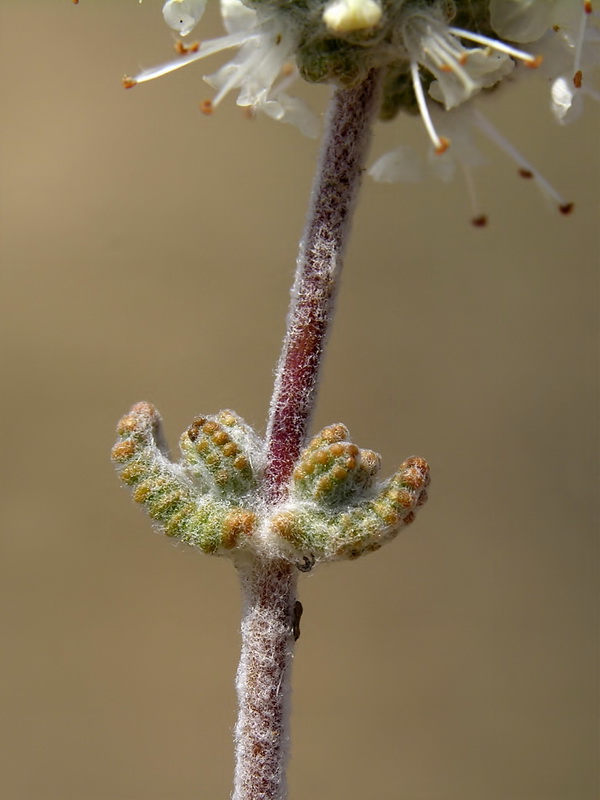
[174,40,200,55]
[471,215,488,228]
[435,136,450,155]
[584,1,592,14]
[122,76,137,89]
[559,202,574,215]
[200,99,213,115]
[525,54,543,69]
[518,168,534,179]
[573,70,583,88]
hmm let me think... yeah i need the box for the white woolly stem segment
[233,69,383,800]
[263,68,383,504]
[233,558,298,800]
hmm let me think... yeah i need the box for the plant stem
[233,69,382,800]
[233,558,297,800]
[264,67,383,504]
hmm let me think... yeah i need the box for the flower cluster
[369,0,598,219]
[112,403,429,567]
[122,1,598,217]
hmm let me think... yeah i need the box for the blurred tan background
[0,2,598,799]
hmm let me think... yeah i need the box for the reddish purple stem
[234,71,382,800]
[264,69,382,503]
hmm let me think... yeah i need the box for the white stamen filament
[421,33,470,82]
[435,45,477,92]
[459,161,486,226]
[472,109,569,209]
[269,64,300,100]
[573,2,591,79]
[448,27,542,67]
[432,35,467,68]
[410,61,449,153]
[128,30,255,84]
[212,50,262,106]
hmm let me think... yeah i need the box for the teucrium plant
[93,0,599,798]
[111,65,429,799]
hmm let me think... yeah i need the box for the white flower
[163,0,207,37]
[490,0,584,44]
[400,6,518,111]
[369,0,598,217]
[126,1,598,209]
[323,0,383,34]
[368,145,426,184]
[127,1,541,138]
[369,97,575,224]
[491,0,600,123]
[126,0,319,136]
[546,4,600,123]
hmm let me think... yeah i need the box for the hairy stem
[233,559,297,800]
[264,68,383,504]
[233,70,382,800]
